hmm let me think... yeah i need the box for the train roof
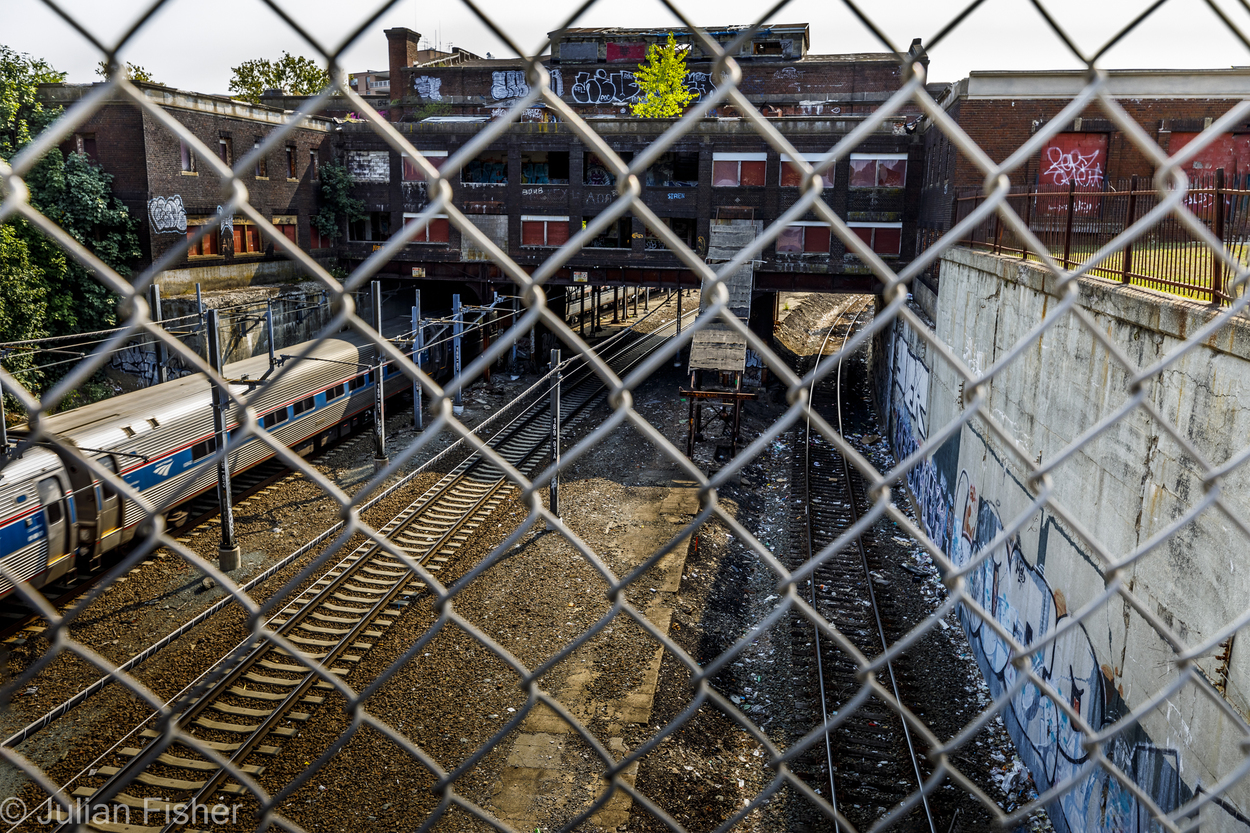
[0,319,409,486]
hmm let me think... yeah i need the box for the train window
[262,408,289,428]
[98,456,118,500]
[292,397,314,415]
[191,437,218,461]
[350,374,367,391]
[327,383,346,400]
[39,479,63,525]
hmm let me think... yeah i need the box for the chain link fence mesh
[1,1,1250,831]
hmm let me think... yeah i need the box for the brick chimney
[385,27,423,97]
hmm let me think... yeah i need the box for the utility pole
[206,309,240,571]
[265,297,276,371]
[412,290,423,431]
[149,284,168,385]
[372,281,388,473]
[549,348,561,527]
[453,294,464,415]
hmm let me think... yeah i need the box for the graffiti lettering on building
[413,76,442,101]
[148,195,187,234]
[490,68,563,100]
[570,69,715,105]
[1041,146,1104,187]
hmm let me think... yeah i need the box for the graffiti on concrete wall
[148,195,187,234]
[885,320,1218,833]
[490,68,563,100]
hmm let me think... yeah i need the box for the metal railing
[952,171,1250,303]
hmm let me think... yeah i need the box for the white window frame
[402,150,449,182]
[520,215,570,248]
[780,152,828,186]
[402,212,450,244]
[776,220,832,254]
[847,221,903,255]
[849,153,908,188]
[712,152,768,187]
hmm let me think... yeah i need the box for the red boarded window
[186,225,220,257]
[740,160,766,187]
[849,158,876,187]
[803,225,830,253]
[713,158,767,187]
[850,156,908,188]
[247,226,260,252]
[1169,131,1250,181]
[712,161,739,187]
[233,226,244,253]
[878,159,906,187]
[849,225,902,255]
[402,153,447,182]
[521,218,568,247]
[781,162,803,187]
[1038,133,1107,187]
[607,42,647,63]
[522,221,545,247]
[403,215,450,244]
[279,224,297,244]
[775,226,804,253]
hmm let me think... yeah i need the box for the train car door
[37,476,71,581]
[95,456,122,562]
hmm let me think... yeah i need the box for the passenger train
[0,322,451,601]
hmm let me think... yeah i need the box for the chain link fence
[2,1,1250,831]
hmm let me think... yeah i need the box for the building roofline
[953,67,1250,99]
[37,81,336,129]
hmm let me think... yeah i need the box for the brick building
[384,24,932,122]
[39,81,335,295]
[918,68,1250,232]
[327,22,930,331]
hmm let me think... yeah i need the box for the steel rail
[40,302,694,832]
[804,297,936,833]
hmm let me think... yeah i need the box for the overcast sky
[6,0,1250,94]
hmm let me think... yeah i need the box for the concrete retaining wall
[881,248,1250,831]
[103,283,336,390]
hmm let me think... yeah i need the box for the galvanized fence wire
[0,0,1250,830]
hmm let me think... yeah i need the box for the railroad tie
[208,701,311,721]
[191,717,297,736]
[114,749,265,775]
[138,729,282,754]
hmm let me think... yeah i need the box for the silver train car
[0,323,444,600]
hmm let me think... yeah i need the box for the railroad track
[30,309,688,833]
[791,300,936,832]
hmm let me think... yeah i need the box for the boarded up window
[560,42,599,62]
[347,149,390,183]
[607,42,647,63]
[849,224,902,255]
[775,225,804,253]
[521,217,570,247]
[803,225,830,252]
[1038,133,1107,187]
[1169,132,1250,181]
[402,214,449,244]
[850,154,907,188]
[402,151,447,182]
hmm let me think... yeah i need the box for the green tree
[0,47,141,402]
[631,34,695,118]
[95,60,161,84]
[0,45,64,160]
[312,161,364,242]
[229,52,330,104]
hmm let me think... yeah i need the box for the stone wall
[879,247,1250,831]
